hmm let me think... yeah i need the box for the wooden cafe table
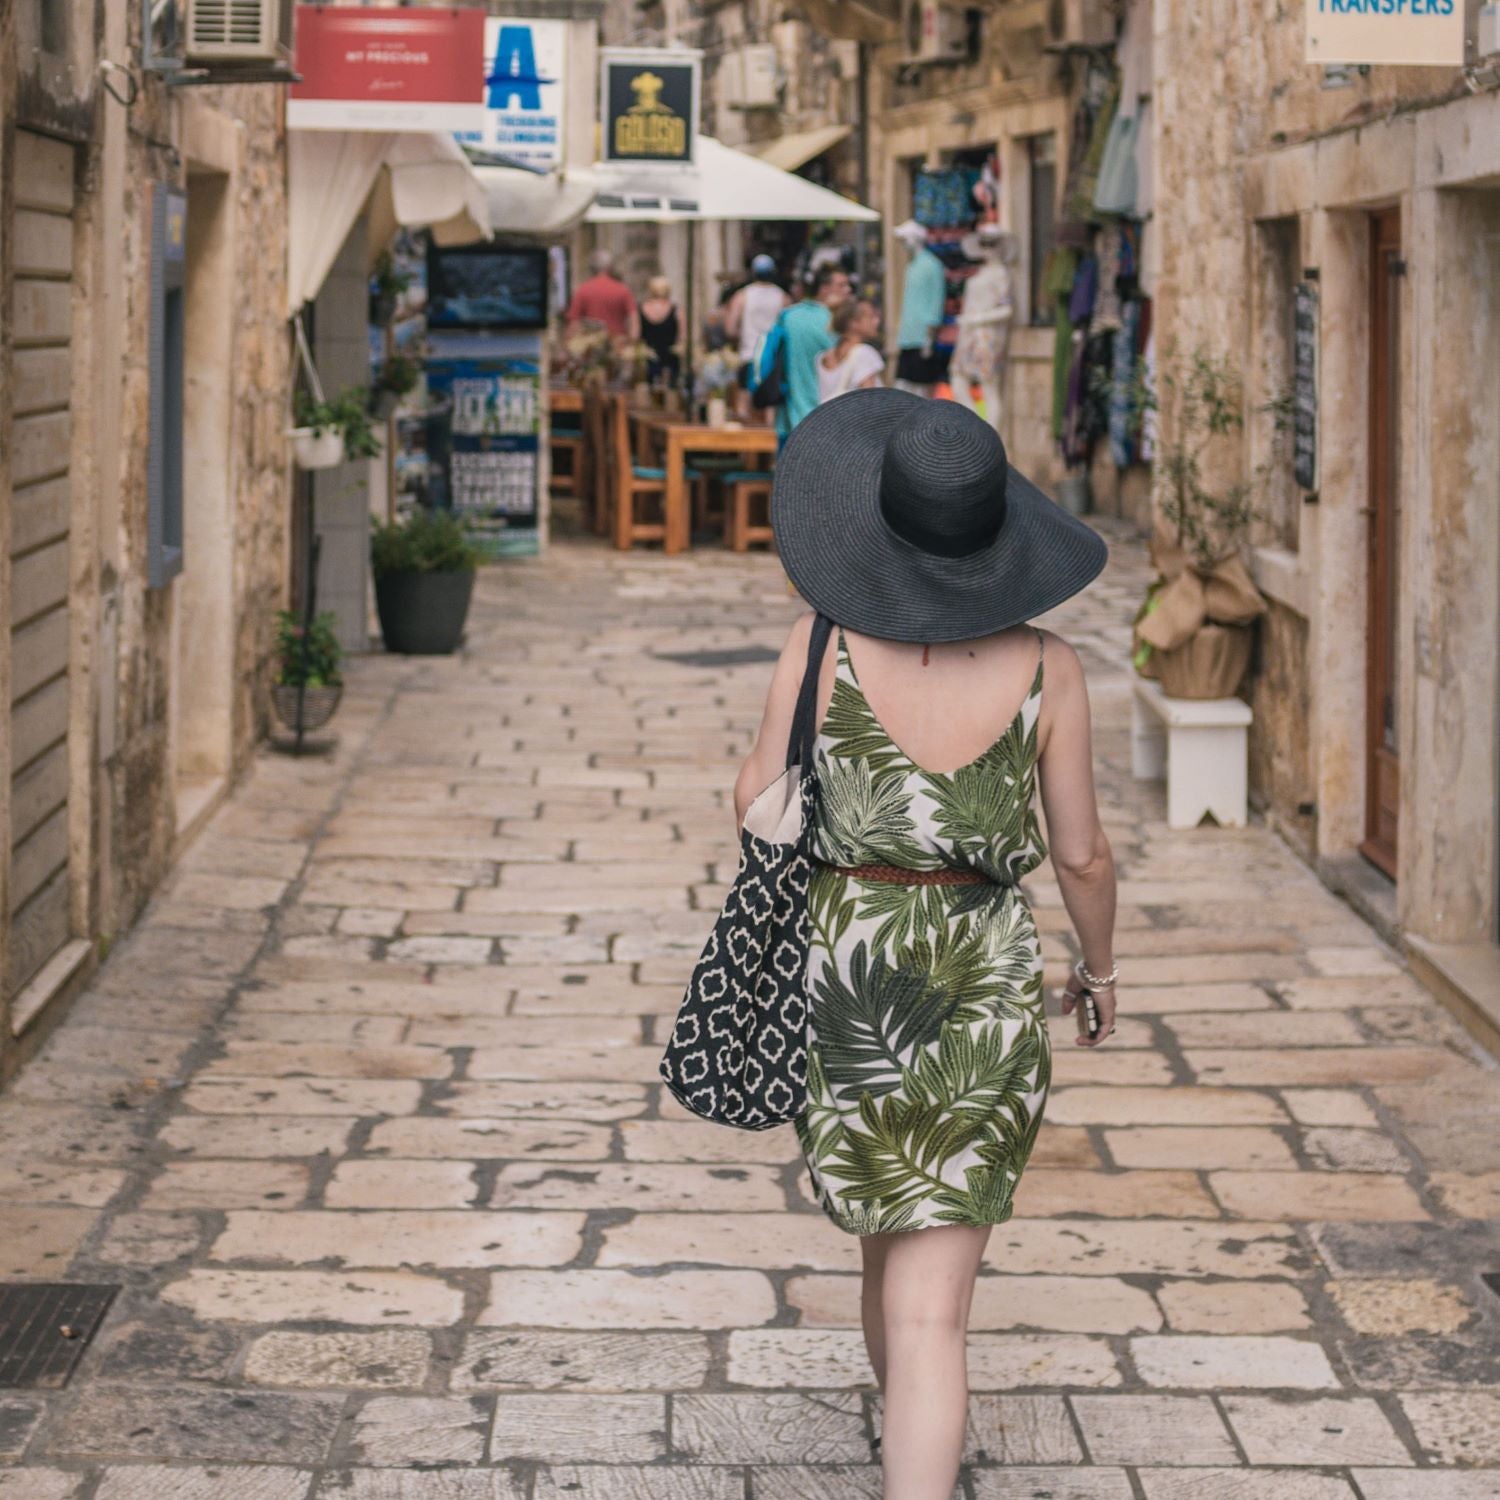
[631,412,777,553]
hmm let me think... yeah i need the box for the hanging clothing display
[1109,297,1143,467]
[914,167,983,229]
[1042,246,1080,440]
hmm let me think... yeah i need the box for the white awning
[746,123,852,174]
[476,166,598,237]
[586,135,878,224]
[288,130,494,311]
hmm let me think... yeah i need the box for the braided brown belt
[823,862,991,886]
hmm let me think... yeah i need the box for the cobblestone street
[3,527,1500,1500]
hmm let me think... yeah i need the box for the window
[148,184,186,588]
[1027,134,1057,326]
[37,0,67,54]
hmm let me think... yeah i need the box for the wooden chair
[605,393,669,549]
[548,412,584,499]
[721,468,775,552]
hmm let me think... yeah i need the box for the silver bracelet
[1075,957,1119,990]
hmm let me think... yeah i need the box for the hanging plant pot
[374,570,475,655]
[289,427,345,470]
[370,388,402,420]
[272,681,343,732]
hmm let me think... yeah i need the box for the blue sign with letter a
[488,25,552,111]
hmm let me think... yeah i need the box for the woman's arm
[733,613,820,829]
[1035,633,1118,1046]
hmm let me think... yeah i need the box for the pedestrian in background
[817,298,885,403]
[892,219,947,395]
[775,262,851,446]
[565,248,639,342]
[726,254,790,419]
[735,391,1117,1500]
[638,274,681,386]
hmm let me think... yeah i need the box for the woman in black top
[640,274,681,385]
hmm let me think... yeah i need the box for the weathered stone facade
[0,0,292,1080]
[1154,0,1500,1027]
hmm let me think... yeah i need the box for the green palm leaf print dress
[794,628,1051,1236]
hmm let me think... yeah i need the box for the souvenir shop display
[910,149,1006,404]
[1049,31,1155,503]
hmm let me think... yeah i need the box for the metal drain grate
[0,1283,119,1389]
[654,646,780,670]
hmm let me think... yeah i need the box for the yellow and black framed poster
[599,47,701,167]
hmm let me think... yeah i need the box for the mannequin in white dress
[950,225,1017,435]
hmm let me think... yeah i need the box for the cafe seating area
[548,385,776,555]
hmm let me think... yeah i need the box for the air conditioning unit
[903,0,972,64]
[1043,0,1114,48]
[185,0,288,63]
[720,44,780,109]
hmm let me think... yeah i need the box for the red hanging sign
[290,7,487,131]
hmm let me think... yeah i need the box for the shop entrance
[1362,207,1402,878]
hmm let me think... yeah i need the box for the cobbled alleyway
[3,526,1500,1500]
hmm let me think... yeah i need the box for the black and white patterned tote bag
[659,614,833,1130]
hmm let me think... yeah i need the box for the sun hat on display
[771,389,1108,643]
[960,223,1020,262]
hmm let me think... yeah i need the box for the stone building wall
[0,0,292,1081]
[1154,0,1500,983]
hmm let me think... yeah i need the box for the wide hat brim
[771,388,1108,643]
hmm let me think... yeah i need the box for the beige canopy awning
[799,0,900,43]
[746,123,853,174]
[288,130,493,311]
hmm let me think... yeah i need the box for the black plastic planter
[374,569,475,655]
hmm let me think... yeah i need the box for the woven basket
[272,682,343,732]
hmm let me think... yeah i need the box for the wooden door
[8,131,77,997]
[1362,208,1402,877]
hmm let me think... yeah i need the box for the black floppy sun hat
[771,388,1109,643]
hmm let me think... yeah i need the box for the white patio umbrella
[585,135,879,385]
[585,135,879,225]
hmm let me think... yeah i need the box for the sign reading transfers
[600,48,700,166]
[290,6,487,131]
[1305,0,1464,65]
[454,18,567,170]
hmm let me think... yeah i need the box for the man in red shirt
[565,249,640,341]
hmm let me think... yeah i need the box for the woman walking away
[818,298,886,403]
[734,392,1117,1500]
[639,274,681,386]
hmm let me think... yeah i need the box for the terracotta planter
[289,427,345,470]
[374,569,475,655]
[1154,623,1254,700]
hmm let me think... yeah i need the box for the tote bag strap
[785,613,834,769]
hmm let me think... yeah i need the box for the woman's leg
[859,1232,893,1392]
[878,1222,992,1500]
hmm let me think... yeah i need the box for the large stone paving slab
[0,534,1497,1498]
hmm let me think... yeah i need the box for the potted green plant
[1130,349,1268,699]
[370,507,481,655]
[370,250,413,326]
[371,353,421,418]
[290,387,382,470]
[271,609,343,731]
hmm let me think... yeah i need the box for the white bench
[1131,677,1253,829]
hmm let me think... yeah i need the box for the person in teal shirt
[776,263,852,444]
[893,219,947,393]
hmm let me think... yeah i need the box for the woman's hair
[647,274,672,300]
[831,297,874,338]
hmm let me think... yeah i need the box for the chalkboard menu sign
[1293,281,1318,492]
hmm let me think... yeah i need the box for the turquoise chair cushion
[633,465,667,480]
[720,469,773,484]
